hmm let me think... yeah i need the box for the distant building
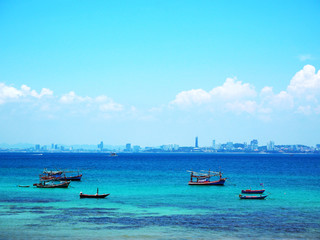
[126,143,131,152]
[195,136,199,148]
[173,144,179,151]
[35,144,40,151]
[98,141,103,151]
[161,144,179,152]
[226,142,234,151]
[233,143,245,150]
[267,141,275,151]
[133,145,140,152]
[212,140,216,150]
[250,139,258,151]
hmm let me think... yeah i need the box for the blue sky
[0,0,320,147]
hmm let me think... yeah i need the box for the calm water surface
[0,153,319,239]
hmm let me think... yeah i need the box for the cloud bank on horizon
[171,64,320,117]
[1,64,319,119]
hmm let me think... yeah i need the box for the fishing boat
[80,188,110,198]
[188,170,227,185]
[41,169,63,180]
[241,189,265,194]
[33,180,71,188]
[239,194,268,199]
[43,169,63,175]
[110,152,118,157]
[40,169,82,181]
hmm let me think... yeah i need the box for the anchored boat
[33,180,71,188]
[239,194,268,199]
[241,189,265,194]
[80,188,110,198]
[188,170,227,185]
[40,169,82,181]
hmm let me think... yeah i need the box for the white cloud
[0,82,125,120]
[60,91,123,112]
[287,64,320,97]
[169,65,320,116]
[170,78,257,114]
[170,89,211,107]
[260,88,294,110]
[38,88,53,98]
[210,78,257,100]
[99,102,123,112]
[60,91,91,104]
[0,83,53,104]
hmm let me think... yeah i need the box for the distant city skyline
[0,1,319,146]
[1,138,319,154]
[0,136,319,151]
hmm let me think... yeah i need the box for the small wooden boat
[188,170,227,186]
[80,188,110,199]
[18,185,30,187]
[33,180,71,188]
[239,194,268,199]
[80,193,110,198]
[241,189,265,194]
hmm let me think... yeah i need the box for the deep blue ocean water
[0,153,319,239]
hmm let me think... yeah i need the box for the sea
[0,152,319,239]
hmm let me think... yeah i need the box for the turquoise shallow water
[0,153,319,239]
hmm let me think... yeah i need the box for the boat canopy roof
[187,170,222,178]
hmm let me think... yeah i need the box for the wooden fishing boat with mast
[80,188,110,199]
[188,170,227,185]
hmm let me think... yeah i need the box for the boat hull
[241,189,265,194]
[56,174,82,181]
[188,178,226,186]
[34,181,71,188]
[239,195,268,200]
[41,174,82,181]
[80,193,110,199]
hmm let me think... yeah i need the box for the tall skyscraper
[195,136,199,148]
[212,140,216,150]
